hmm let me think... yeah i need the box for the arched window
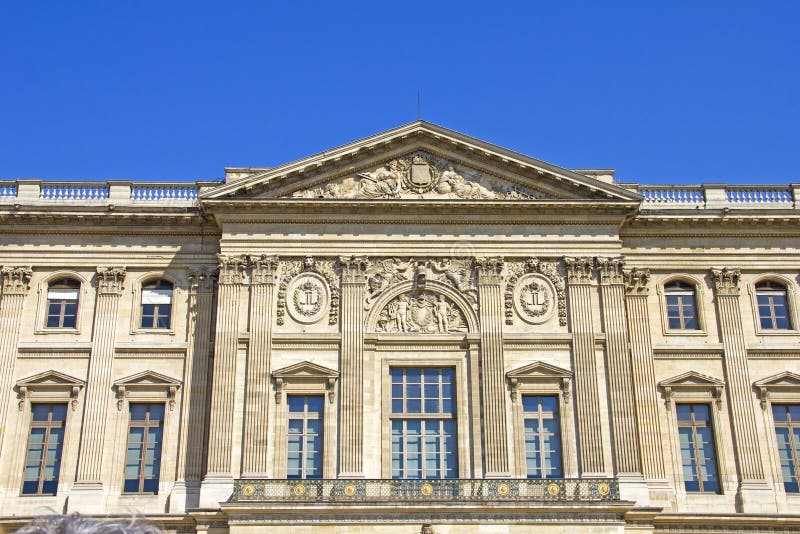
[140,279,173,329]
[755,281,791,330]
[664,281,699,330]
[46,279,80,328]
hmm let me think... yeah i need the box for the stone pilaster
[171,266,216,512]
[476,257,509,477]
[564,257,606,475]
[596,257,641,476]
[711,268,774,511]
[339,255,367,477]
[0,267,32,451]
[70,266,126,512]
[242,255,278,476]
[200,255,247,507]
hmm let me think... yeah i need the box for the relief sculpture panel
[375,291,468,334]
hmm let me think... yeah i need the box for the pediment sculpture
[375,291,468,334]
[364,257,477,309]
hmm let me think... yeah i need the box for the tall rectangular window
[391,368,457,479]
[677,404,720,493]
[772,404,800,493]
[287,395,324,479]
[124,403,164,494]
[22,404,67,495]
[522,395,563,479]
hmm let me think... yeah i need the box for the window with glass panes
[287,395,324,479]
[124,403,164,493]
[22,404,67,495]
[677,404,720,493]
[756,282,791,330]
[522,395,563,479]
[664,281,698,330]
[772,404,800,493]
[140,280,173,329]
[390,368,457,479]
[46,279,80,328]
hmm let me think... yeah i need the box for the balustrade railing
[131,183,199,201]
[725,186,793,205]
[638,186,705,206]
[638,184,797,209]
[40,182,109,201]
[230,478,619,503]
[0,182,18,199]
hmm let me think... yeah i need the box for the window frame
[34,272,89,335]
[123,402,165,495]
[129,273,179,335]
[21,403,68,496]
[675,403,722,494]
[657,276,707,336]
[750,277,798,335]
[754,371,800,497]
[286,395,326,479]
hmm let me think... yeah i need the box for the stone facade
[0,122,799,532]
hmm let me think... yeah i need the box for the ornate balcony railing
[230,478,619,503]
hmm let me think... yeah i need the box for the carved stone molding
[624,268,651,295]
[658,371,724,411]
[218,255,249,285]
[272,361,339,405]
[475,257,504,285]
[504,259,566,326]
[96,266,126,295]
[113,370,181,412]
[340,255,368,284]
[375,291,467,334]
[753,371,800,410]
[595,257,625,285]
[506,361,572,403]
[1,266,32,295]
[187,266,217,294]
[15,370,85,412]
[251,254,279,285]
[277,257,339,326]
[563,257,594,284]
[711,267,741,296]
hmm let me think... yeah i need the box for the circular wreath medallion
[513,273,556,324]
[597,482,611,496]
[292,483,307,497]
[546,483,561,496]
[420,483,434,496]
[497,483,510,496]
[344,483,357,496]
[242,484,255,497]
[286,273,330,324]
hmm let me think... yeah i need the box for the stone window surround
[33,271,90,336]
[506,361,578,479]
[128,272,180,336]
[271,362,338,479]
[748,274,800,336]
[381,357,471,479]
[656,274,708,336]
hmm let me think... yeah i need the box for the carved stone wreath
[513,274,556,324]
[284,272,330,325]
[505,260,567,326]
[277,257,339,326]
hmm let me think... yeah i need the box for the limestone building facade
[0,122,799,532]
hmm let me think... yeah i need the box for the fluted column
[623,268,666,481]
[339,256,367,477]
[0,267,32,450]
[171,266,216,511]
[75,267,126,485]
[242,255,278,476]
[596,257,641,475]
[564,257,606,475]
[476,257,509,477]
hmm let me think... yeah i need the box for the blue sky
[1,1,797,184]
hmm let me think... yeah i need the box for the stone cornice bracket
[187,266,218,294]
[1,266,32,295]
[95,266,126,295]
[340,255,368,284]
[250,254,279,285]
[624,267,651,295]
[218,254,249,285]
[711,267,741,296]
[595,256,625,285]
[563,257,594,284]
[475,256,504,285]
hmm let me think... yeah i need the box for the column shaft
[0,267,32,450]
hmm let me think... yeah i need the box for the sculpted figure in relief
[377,291,467,334]
[358,160,408,198]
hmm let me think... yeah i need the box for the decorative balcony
[229,478,619,503]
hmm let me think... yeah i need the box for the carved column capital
[563,257,594,284]
[96,267,126,295]
[475,256,504,284]
[595,257,625,285]
[1,266,32,295]
[187,267,217,294]
[340,255,368,284]
[218,254,249,285]
[624,268,651,295]
[250,254,278,285]
[711,267,741,296]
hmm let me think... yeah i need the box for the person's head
[17,513,162,534]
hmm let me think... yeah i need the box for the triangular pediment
[16,370,85,389]
[659,371,724,388]
[754,371,800,389]
[507,361,572,380]
[201,121,640,203]
[272,361,339,380]
[114,370,181,388]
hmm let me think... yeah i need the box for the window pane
[677,404,720,493]
[22,404,66,495]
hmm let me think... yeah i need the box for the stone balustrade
[637,183,800,209]
[0,179,213,205]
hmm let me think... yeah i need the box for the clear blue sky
[1,1,797,185]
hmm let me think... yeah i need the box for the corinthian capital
[251,254,279,285]
[711,268,741,296]
[218,255,248,285]
[187,266,217,294]
[96,267,126,295]
[1,266,33,295]
[595,257,625,285]
[563,257,594,284]
[624,268,651,295]
[340,255,368,284]
[475,257,504,284]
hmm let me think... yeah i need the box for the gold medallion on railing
[597,482,610,496]
[546,483,560,496]
[420,483,434,496]
[497,483,510,496]
[242,484,255,497]
[344,483,357,496]
[293,483,306,497]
